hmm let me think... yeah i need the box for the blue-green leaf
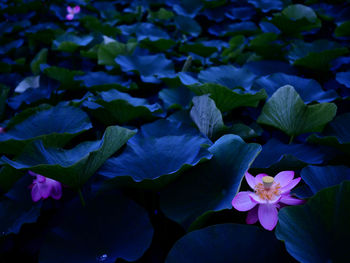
[257,85,337,137]
[160,134,261,228]
[301,165,350,194]
[276,181,350,263]
[39,191,153,263]
[166,224,285,263]
[99,120,212,189]
[0,104,92,154]
[1,126,136,187]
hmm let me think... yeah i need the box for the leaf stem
[181,56,193,72]
[289,135,294,144]
[78,188,86,207]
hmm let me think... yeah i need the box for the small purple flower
[66,5,80,20]
[0,127,5,133]
[232,171,304,230]
[29,171,62,202]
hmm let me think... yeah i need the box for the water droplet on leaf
[96,254,108,262]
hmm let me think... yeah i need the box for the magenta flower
[29,171,62,202]
[232,171,304,230]
[66,5,80,20]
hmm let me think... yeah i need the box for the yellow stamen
[254,180,281,201]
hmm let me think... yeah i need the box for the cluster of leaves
[1,0,350,262]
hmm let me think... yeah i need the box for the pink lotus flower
[232,171,304,230]
[66,5,80,20]
[29,171,62,202]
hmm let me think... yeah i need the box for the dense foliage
[1,0,350,262]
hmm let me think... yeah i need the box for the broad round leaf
[75,71,131,91]
[160,134,261,227]
[198,65,257,90]
[0,104,92,154]
[189,83,267,112]
[1,126,136,187]
[257,85,337,137]
[252,139,332,168]
[119,22,170,41]
[97,41,137,66]
[252,73,338,103]
[248,0,284,12]
[301,165,350,194]
[166,224,286,263]
[288,40,348,71]
[174,15,201,37]
[91,89,162,124]
[115,53,176,83]
[159,85,194,110]
[99,120,213,189]
[0,175,41,236]
[335,71,350,88]
[334,21,350,37]
[307,112,350,154]
[276,181,350,263]
[52,33,93,52]
[39,191,153,263]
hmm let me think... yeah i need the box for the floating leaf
[149,8,174,20]
[189,83,267,112]
[160,134,261,227]
[198,65,257,90]
[179,43,218,57]
[252,73,338,103]
[252,139,333,169]
[0,105,92,154]
[283,4,317,22]
[39,191,153,263]
[15,76,40,93]
[208,21,258,37]
[44,66,84,89]
[190,94,224,138]
[75,71,131,91]
[334,21,350,37]
[80,16,120,36]
[30,48,48,75]
[52,33,93,52]
[335,71,350,88]
[244,60,296,76]
[288,40,348,71]
[257,85,337,137]
[174,15,201,37]
[249,33,284,59]
[159,85,193,110]
[97,40,137,66]
[116,53,176,83]
[8,85,53,110]
[0,175,41,236]
[301,165,350,194]
[1,126,135,187]
[307,112,350,154]
[0,166,24,193]
[248,0,285,12]
[88,89,162,124]
[166,224,285,263]
[276,181,350,263]
[99,120,212,189]
[119,22,170,41]
[271,4,321,37]
[173,0,203,18]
